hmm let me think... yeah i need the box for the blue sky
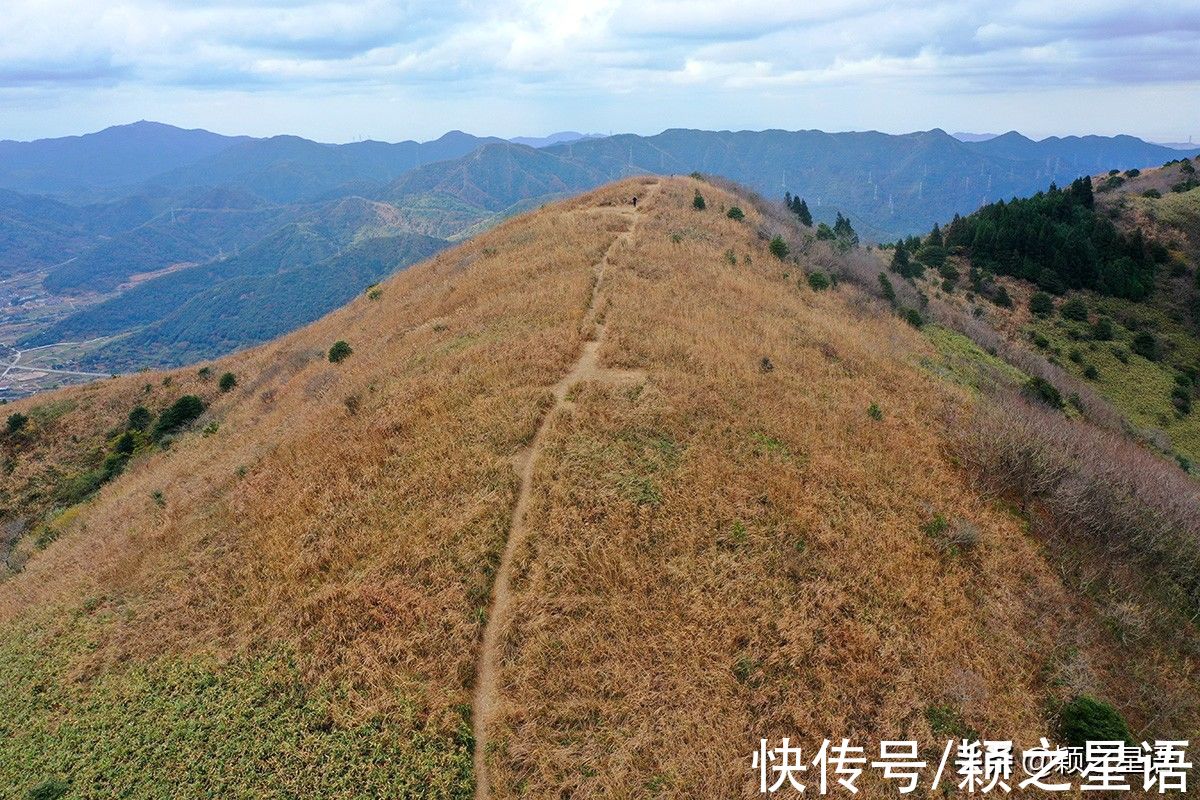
[2,0,1198,143]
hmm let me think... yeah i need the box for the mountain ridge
[1,176,1196,796]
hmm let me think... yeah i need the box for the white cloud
[0,0,1196,140]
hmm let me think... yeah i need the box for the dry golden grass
[480,180,1198,796]
[0,187,631,729]
[0,176,1195,798]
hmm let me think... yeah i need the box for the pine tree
[796,199,813,227]
[833,213,858,247]
[928,223,943,247]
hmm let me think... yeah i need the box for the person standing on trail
[632,196,638,207]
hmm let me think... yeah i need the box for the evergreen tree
[833,213,858,247]
[878,273,897,305]
[769,236,789,260]
[1029,291,1054,317]
[795,198,813,227]
[928,223,943,247]
[942,175,1155,300]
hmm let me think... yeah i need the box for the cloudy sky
[2,0,1198,143]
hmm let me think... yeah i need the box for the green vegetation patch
[28,400,77,427]
[1058,695,1132,747]
[0,620,473,799]
[1025,309,1200,463]
[918,324,1026,391]
[614,429,682,507]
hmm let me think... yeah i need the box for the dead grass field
[0,177,1196,798]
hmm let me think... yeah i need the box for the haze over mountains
[0,121,1196,383]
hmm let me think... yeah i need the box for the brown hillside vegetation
[0,177,1197,798]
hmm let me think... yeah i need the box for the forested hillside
[883,155,1200,469]
[943,177,1163,299]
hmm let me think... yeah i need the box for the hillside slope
[0,178,1196,798]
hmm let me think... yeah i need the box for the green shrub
[219,372,237,392]
[25,778,69,800]
[726,206,744,221]
[867,403,883,421]
[1173,385,1194,415]
[127,405,152,431]
[815,222,835,241]
[1131,331,1157,360]
[1024,377,1064,410]
[936,262,959,282]
[1100,175,1125,192]
[992,286,1013,308]
[1032,333,1050,349]
[1091,316,1114,341]
[6,413,28,434]
[197,366,212,380]
[1060,297,1089,321]
[1083,364,1100,380]
[1142,189,1162,199]
[692,191,706,211]
[54,468,109,506]
[1029,291,1054,317]
[328,341,354,363]
[153,395,205,439]
[903,309,924,328]
[877,273,897,305]
[807,272,831,291]
[113,431,137,456]
[768,236,789,260]
[1059,696,1131,746]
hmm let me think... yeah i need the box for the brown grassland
[0,177,1197,798]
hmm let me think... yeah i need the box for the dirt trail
[472,185,656,799]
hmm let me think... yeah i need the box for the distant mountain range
[951,132,1000,142]
[0,121,1196,375]
[507,131,604,148]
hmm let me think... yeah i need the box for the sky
[1,0,1198,144]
